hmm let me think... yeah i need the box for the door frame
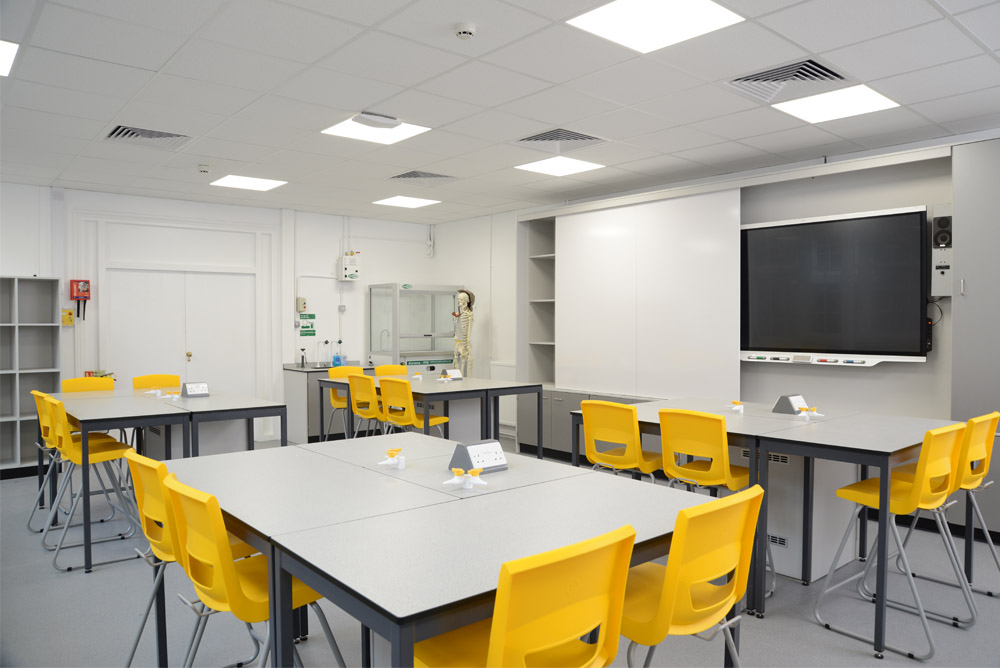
[68,209,282,437]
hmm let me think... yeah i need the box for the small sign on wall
[299,313,316,336]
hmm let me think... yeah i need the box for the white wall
[1,183,51,278]
[740,158,953,418]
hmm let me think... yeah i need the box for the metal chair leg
[125,556,167,667]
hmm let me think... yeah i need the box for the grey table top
[50,389,281,415]
[169,392,284,412]
[274,472,707,620]
[318,375,541,395]
[760,412,959,454]
[166,447,453,538]
[298,432,459,466]
[51,394,190,420]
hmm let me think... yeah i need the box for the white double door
[103,269,255,396]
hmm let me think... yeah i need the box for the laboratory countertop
[282,362,365,372]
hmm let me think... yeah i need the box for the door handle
[186,351,193,362]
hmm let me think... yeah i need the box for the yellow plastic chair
[658,409,749,493]
[414,524,636,668]
[326,366,364,439]
[374,364,406,376]
[123,450,258,667]
[132,374,180,390]
[814,422,970,661]
[40,396,138,571]
[581,401,662,481]
[348,373,386,437]
[62,376,115,392]
[162,473,346,668]
[621,485,764,668]
[379,377,449,437]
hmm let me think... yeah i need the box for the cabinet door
[517,390,550,448]
[550,390,586,453]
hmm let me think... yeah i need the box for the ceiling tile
[389,129,493,157]
[208,117,312,147]
[1,130,89,156]
[499,87,620,125]
[359,145,446,169]
[182,137,276,163]
[759,0,941,52]
[568,108,672,141]
[714,0,803,17]
[814,106,935,139]
[822,20,983,81]
[851,124,954,150]
[0,0,38,43]
[77,141,176,165]
[0,164,61,182]
[955,2,1000,48]
[380,0,550,57]
[65,155,156,175]
[369,89,483,127]
[200,0,363,63]
[164,39,305,91]
[161,153,249,175]
[484,24,635,83]
[13,47,155,98]
[615,153,715,179]
[690,107,805,140]
[626,126,726,154]
[672,141,778,167]
[0,146,74,170]
[1,106,106,140]
[942,109,1000,133]
[55,0,227,32]
[418,62,551,107]
[114,100,228,137]
[319,31,465,88]
[564,58,702,106]
[935,0,997,11]
[288,134,382,160]
[637,85,759,125]
[136,74,262,116]
[912,84,1000,122]
[1,79,128,121]
[30,3,187,70]
[275,0,413,26]
[501,0,608,21]
[874,55,1000,105]
[275,67,402,110]
[562,141,661,166]
[440,110,550,142]
[649,22,807,83]
[236,96,346,131]
[739,126,863,159]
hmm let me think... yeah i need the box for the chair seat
[414,616,604,668]
[836,476,927,515]
[61,437,132,466]
[591,447,663,474]
[412,413,449,430]
[214,554,322,624]
[671,461,749,491]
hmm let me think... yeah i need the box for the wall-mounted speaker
[932,216,952,248]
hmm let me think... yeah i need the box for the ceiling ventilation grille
[389,170,456,185]
[727,59,848,104]
[104,125,191,151]
[515,128,604,153]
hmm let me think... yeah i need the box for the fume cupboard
[368,283,459,373]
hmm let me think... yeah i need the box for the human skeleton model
[452,289,475,376]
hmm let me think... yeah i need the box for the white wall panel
[104,221,256,269]
[556,210,638,395]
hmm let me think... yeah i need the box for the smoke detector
[454,22,476,39]
[352,111,402,129]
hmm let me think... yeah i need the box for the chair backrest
[348,373,383,420]
[903,423,967,513]
[44,396,76,459]
[374,364,406,376]
[485,524,636,667]
[328,366,364,406]
[658,409,735,489]
[379,377,416,428]
[124,450,178,563]
[62,376,114,392]
[581,401,643,470]
[651,485,763,638]
[163,473,249,618]
[955,411,999,492]
[31,390,55,448]
[133,374,181,390]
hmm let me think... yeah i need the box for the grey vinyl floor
[2,441,999,668]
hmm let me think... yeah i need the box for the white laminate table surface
[760,412,957,454]
[274,471,706,620]
[320,374,540,395]
[50,393,191,420]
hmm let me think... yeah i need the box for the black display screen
[741,211,928,356]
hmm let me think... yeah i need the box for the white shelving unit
[520,217,556,385]
[0,277,61,471]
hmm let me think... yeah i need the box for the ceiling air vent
[388,170,456,186]
[515,128,604,154]
[104,125,191,151]
[727,59,849,104]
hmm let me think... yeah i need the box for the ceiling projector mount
[352,111,402,129]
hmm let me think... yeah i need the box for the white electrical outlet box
[931,247,953,297]
[448,440,508,473]
[338,250,361,281]
[296,296,307,312]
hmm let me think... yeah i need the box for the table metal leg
[479,395,488,439]
[361,625,372,668]
[182,422,190,461]
[318,385,326,441]
[443,401,450,439]
[389,622,415,668]
[191,417,200,458]
[873,467,890,657]
[491,394,500,440]
[755,441,770,617]
[36,423,45,508]
[280,408,287,447]
[423,400,431,435]
[345,386,354,439]
[82,428,92,572]
[247,418,255,450]
[802,456,814,584]
[164,425,172,460]
[571,412,581,466]
[154,555,168,667]
[747,439,759,612]
[859,465,869,560]
[270,547,295,667]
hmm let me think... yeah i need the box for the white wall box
[0,277,61,472]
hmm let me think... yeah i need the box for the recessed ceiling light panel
[0,40,20,77]
[373,196,441,208]
[515,156,605,177]
[567,0,743,54]
[210,175,287,191]
[322,115,430,145]
[772,85,899,124]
